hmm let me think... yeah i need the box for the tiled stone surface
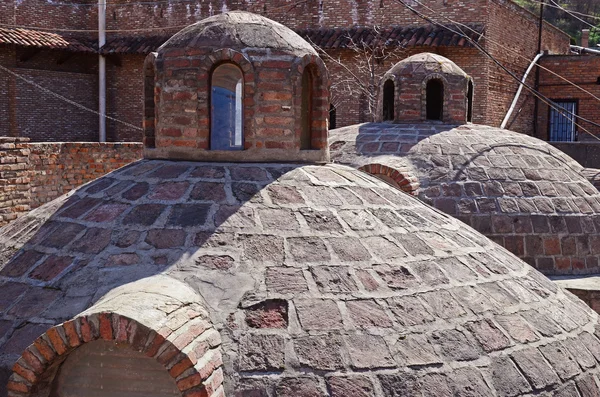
[330,123,600,276]
[1,159,600,396]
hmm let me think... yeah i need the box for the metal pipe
[98,0,106,142]
[501,52,544,129]
[532,0,544,138]
[571,45,600,55]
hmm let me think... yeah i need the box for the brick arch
[198,49,256,150]
[420,73,451,122]
[359,163,420,195]
[376,72,401,123]
[292,54,330,151]
[7,277,224,397]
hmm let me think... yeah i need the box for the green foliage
[513,0,600,47]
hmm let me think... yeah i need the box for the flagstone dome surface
[2,160,600,396]
[330,122,600,276]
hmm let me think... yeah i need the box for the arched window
[301,67,314,150]
[329,104,337,130]
[211,63,243,150]
[426,79,444,121]
[467,80,474,122]
[382,79,395,121]
[143,62,156,148]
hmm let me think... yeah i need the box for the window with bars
[549,100,577,142]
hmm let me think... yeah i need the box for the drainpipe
[501,53,544,129]
[98,0,106,142]
[532,0,544,138]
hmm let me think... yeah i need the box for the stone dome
[159,11,317,56]
[377,52,473,125]
[330,122,600,276]
[387,52,468,77]
[2,160,600,396]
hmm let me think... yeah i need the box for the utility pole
[98,0,107,142]
[532,0,544,138]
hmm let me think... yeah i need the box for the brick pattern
[377,53,471,125]
[149,15,330,162]
[6,277,223,397]
[0,142,141,227]
[538,55,600,141]
[28,142,142,209]
[1,160,600,395]
[331,122,600,276]
[358,163,419,195]
[0,138,30,227]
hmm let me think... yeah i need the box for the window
[549,101,577,142]
[467,80,474,122]
[382,80,395,121]
[301,67,314,150]
[211,64,243,150]
[329,104,337,130]
[426,79,444,121]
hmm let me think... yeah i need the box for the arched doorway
[426,79,444,121]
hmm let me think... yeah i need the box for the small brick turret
[377,52,474,125]
[144,11,330,163]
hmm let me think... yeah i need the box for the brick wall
[0,140,142,227]
[0,49,99,141]
[29,142,142,208]
[485,0,571,134]
[538,55,600,141]
[0,137,31,227]
[107,55,146,142]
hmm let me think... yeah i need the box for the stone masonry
[2,160,600,396]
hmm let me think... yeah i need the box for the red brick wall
[485,0,571,134]
[0,137,31,227]
[29,142,142,208]
[538,55,600,141]
[107,55,145,142]
[0,141,142,226]
[0,49,99,141]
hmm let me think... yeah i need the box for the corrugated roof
[0,27,95,52]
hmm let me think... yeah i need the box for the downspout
[532,0,545,138]
[501,52,544,129]
[98,0,106,142]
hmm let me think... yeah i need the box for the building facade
[0,0,571,142]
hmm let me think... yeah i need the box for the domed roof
[2,159,600,395]
[158,11,317,56]
[330,122,600,275]
[387,52,468,77]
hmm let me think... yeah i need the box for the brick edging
[359,163,420,195]
[7,312,224,397]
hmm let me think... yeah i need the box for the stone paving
[331,123,600,276]
[1,159,600,395]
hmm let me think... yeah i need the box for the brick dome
[144,12,330,163]
[2,160,600,396]
[330,122,600,276]
[377,52,473,125]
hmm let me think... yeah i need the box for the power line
[526,0,600,22]
[408,0,600,106]
[0,64,143,132]
[547,0,598,31]
[391,0,600,140]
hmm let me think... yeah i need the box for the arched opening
[211,63,244,150]
[426,79,444,121]
[467,80,474,122]
[382,79,395,121]
[329,104,337,130]
[50,340,181,397]
[143,61,156,148]
[301,66,314,150]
